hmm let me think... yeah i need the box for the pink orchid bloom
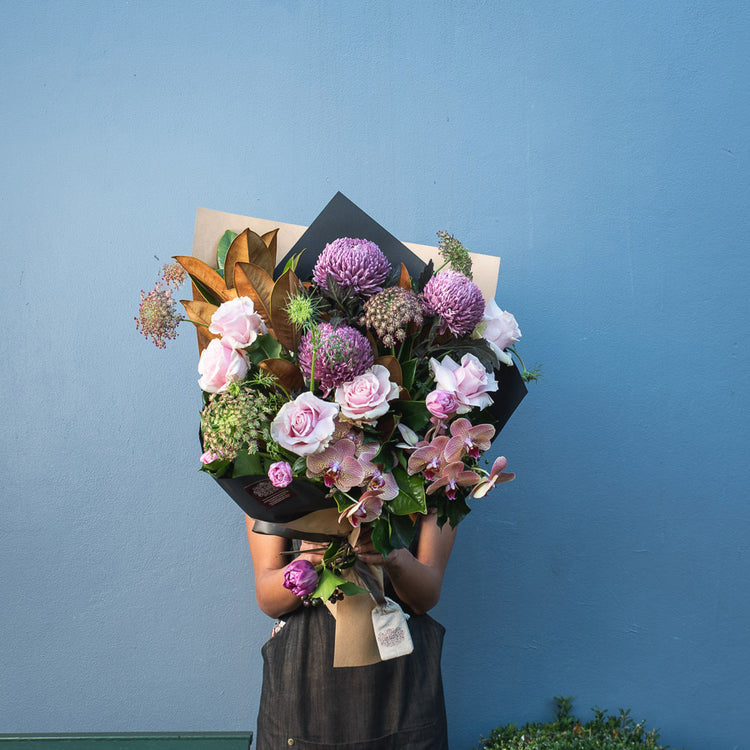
[356,443,399,501]
[339,489,385,528]
[444,418,495,463]
[306,439,366,492]
[470,456,515,498]
[407,435,449,480]
[426,461,481,500]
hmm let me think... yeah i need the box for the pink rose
[429,353,498,413]
[474,300,521,366]
[334,365,399,423]
[209,296,266,349]
[198,338,249,394]
[270,392,340,456]
[200,450,221,464]
[268,461,293,487]
[425,389,459,419]
[282,559,319,597]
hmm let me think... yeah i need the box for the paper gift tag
[371,597,413,660]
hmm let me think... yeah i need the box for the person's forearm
[384,548,444,615]
[254,549,320,619]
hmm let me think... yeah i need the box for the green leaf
[188,273,222,306]
[199,458,231,477]
[311,567,369,600]
[292,455,307,474]
[371,516,393,558]
[389,513,417,550]
[401,359,418,391]
[389,467,427,515]
[246,333,283,366]
[446,493,472,528]
[394,400,430,432]
[282,250,305,275]
[216,230,238,278]
[232,449,264,478]
[323,539,343,562]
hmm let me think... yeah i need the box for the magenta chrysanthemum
[422,270,485,337]
[298,322,374,392]
[312,237,391,296]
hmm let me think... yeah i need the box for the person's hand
[353,529,387,566]
[297,540,326,566]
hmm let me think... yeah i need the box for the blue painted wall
[2,2,748,748]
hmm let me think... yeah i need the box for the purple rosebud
[268,461,293,487]
[425,389,459,419]
[282,559,319,598]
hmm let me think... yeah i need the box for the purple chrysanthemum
[298,322,374,392]
[422,270,485,337]
[312,238,391,297]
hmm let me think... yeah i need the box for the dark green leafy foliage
[475,697,683,750]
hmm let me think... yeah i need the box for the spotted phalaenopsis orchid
[306,439,366,491]
[444,418,495,463]
[425,461,481,500]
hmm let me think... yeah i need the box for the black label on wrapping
[244,480,293,508]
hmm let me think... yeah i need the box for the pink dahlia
[297,322,374,392]
[422,270,485,337]
[312,237,391,296]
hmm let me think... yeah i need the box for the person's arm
[245,516,325,619]
[354,510,457,615]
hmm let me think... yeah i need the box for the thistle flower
[135,284,182,349]
[312,237,391,296]
[360,287,425,347]
[200,381,284,461]
[422,270,485,337]
[285,289,323,331]
[436,231,473,279]
[297,322,374,392]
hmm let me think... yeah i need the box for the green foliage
[475,697,680,750]
[216,230,238,277]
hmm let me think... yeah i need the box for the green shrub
[475,696,683,749]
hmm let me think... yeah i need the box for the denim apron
[256,599,448,749]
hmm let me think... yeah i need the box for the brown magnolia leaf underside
[233,262,274,332]
[174,256,234,304]
[270,268,302,352]
[398,263,412,291]
[374,355,403,387]
[258,358,305,393]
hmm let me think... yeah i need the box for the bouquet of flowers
[137,194,535,657]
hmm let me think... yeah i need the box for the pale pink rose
[334,365,399,423]
[209,296,267,349]
[198,338,249,394]
[474,300,521,366]
[268,461,293,487]
[429,353,498,413]
[425,389,459,419]
[270,392,340,456]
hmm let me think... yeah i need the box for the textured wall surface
[2,2,748,748]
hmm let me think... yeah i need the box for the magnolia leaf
[270,268,302,352]
[233,261,274,329]
[259,358,305,393]
[180,300,218,328]
[375,414,396,447]
[374,355,402,387]
[398,263,411,291]
[174,256,231,304]
[246,334,283,367]
[225,228,274,287]
[261,228,279,267]
[216,230,238,278]
[416,259,435,292]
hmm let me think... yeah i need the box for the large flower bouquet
[137,194,534,616]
